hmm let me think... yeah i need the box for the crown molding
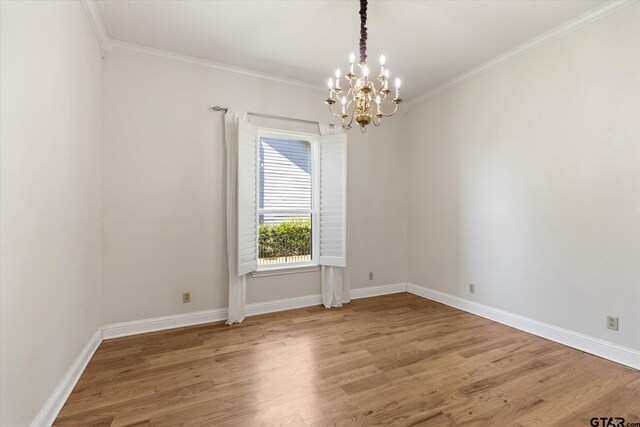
[405,0,638,109]
[80,0,112,57]
[110,41,326,93]
[78,0,323,91]
[80,0,636,107]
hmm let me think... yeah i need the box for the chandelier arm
[378,82,392,99]
[327,104,344,119]
[374,102,392,116]
[349,85,356,101]
[345,109,355,128]
[380,103,399,117]
[372,106,381,126]
[345,98,354,111]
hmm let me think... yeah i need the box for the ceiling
[96,0,605,100]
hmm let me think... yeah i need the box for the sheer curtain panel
[318,123,350,308]
[224,110,252,324]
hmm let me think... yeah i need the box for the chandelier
[325,0,402,132]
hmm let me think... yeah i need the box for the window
[236,119,346,276]
[258,133,315,267]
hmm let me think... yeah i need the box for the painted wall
[0,2,104,425]
[405,3,640,351]
[3,3,638,423]
[102,53,407,324]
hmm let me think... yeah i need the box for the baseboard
[350,283,407,299]
[406,283,640,370]
[31,283,412,425]
[30,329,102,427]
[101,283,407,339]
[245,294,323,316]
[243,283,408,316]
[102,308,228,339]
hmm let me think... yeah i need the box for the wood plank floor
[55,293,640,426]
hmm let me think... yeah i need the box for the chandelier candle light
[325,0,402,132]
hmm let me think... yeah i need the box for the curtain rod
[210,106,334,127]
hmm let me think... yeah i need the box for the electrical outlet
[368,272,374,280]
[183,292,191,303]
[607,315,618,331]
[469,284,475,294]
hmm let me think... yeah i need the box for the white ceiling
[96,0,605,100]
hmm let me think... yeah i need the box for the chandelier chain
[359,0,368,63]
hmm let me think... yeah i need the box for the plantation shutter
[318,132,347,267]
[237,120,258,275]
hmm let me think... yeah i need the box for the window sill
[251,264,320,278]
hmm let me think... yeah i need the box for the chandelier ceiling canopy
[325,0,402,132]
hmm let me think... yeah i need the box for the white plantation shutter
[237,120,258,275]
[319,132,347,267]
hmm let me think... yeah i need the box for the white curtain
[225,110,248,324]
[318,123,350,308]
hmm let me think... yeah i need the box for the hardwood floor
[55,293,640,426]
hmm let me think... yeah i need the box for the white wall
[3,1,638,423]
[2,3,638,423]
[102,53,407,324]
[406,3,640,351]
[0,2,104,425]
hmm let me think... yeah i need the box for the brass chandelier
[325,0,402,132]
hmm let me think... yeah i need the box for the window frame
[255,128,320,272]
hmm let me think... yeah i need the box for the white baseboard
[101,297,322,340]
[246,294,323,316]
[102,308,228,339]
[350,283,407,299]
[243,283,406,316]
[101,283,408,340]
[36,284,402,423]
[31,329,102,427]
[406,283,640,370]
[33,282,640,426]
